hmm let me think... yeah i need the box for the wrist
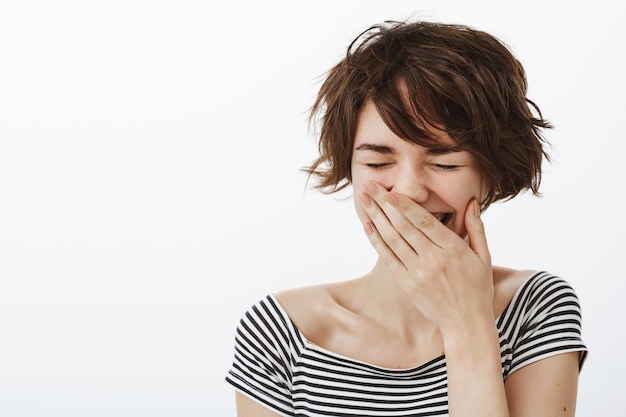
[441,316,500,357]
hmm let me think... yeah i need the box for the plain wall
[1,1,624,415]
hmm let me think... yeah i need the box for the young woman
[226,20,587,416]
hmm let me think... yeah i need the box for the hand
[359,180,494,333]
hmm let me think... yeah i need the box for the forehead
[353,101,458,151]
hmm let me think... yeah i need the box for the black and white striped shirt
[226,271,587,416]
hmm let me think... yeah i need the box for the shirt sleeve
[507,273,588,376]
[225,296,296,416]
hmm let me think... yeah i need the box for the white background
[1,1,624,416]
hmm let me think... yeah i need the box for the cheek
[352,167,394,193]
[433,177,477,205]
[450,173,485,202]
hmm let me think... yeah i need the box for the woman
[226,20,587,416]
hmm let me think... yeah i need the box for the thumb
[465,199,491,266]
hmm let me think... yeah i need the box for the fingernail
[363,222,374,235]
[473,199,480,217]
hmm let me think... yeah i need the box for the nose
[391,168,430,203]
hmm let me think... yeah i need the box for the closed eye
[434,164,459,171]
[366,163,391,169]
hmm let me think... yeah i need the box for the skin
[236,101,581,416]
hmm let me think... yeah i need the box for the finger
[362,220,407,273]
[464,199,491,266]
[364,180,450,251]
[382,189,456,249]
[360,189,418,268]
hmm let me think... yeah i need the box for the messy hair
[305,20,551,208]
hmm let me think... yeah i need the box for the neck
[354,258,438,339]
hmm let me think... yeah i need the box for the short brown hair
[305,20,551,208]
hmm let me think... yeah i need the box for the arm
[446,338,581,417]
[443,317,510,416]
[362,182,509,415]
[360,181,583,416]
[505,352,580,417]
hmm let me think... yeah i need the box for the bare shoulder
[492,266,537,317]
[274,281,355,344]
[274,284,333,322]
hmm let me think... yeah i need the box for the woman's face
[351,101,486,239]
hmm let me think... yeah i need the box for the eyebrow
[354,143,459,155]
[354,143,396,154]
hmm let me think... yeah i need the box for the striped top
[226,271,587,416]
